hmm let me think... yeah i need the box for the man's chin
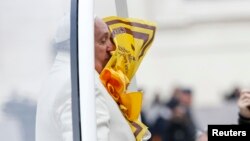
[105,57,111,62]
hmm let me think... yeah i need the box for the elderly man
[94,17,139,141]
[36,14,151,141]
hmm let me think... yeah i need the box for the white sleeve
[95,87,110,141]
[55,97,73,141]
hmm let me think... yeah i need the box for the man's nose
[107,39,116,51]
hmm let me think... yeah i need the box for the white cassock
[35,52,135,141]
[95,70,135,141]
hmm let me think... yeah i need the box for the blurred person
[164,88,196,141]
[36,14,156,141]
[146,93,171,141]
[164,102,196,141]
[237,89,250,124]
[192,89,250,141]
[36,14,73,141]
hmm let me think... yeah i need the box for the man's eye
[100,40,106,44]
[100,38,107,44]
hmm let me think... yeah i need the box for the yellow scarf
[100,16,156,141]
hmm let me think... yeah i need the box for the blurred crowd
[141,87,197,141]
[140,85,244,141]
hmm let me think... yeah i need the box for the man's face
[94,17,115,74]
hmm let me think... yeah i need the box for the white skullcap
[55,13,70,43]
[54,13,70,51]
[54,13,96,51]
[55,13,97,43]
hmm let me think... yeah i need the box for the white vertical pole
[78,0,96,141]
[115,0,129,18]
[115,0,138,91]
